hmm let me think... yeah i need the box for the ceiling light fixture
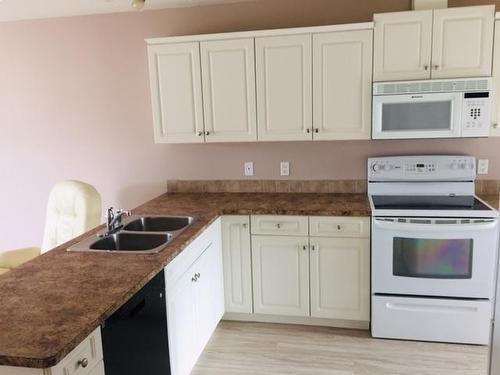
[132,0,146,11]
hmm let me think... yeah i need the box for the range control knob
[372,163,383,172]
[450,162,458,170]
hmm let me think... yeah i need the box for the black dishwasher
[101,271,171,375]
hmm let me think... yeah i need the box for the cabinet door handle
[305,128,311,133]
[493,123,499,129]
[197,131,203,136]
[192,275,198,282]
[311,244,316,251]
[78,358,89,368]
[433,64,439,70]
[424,65,429,71]
[302,245,308,251]
[195,272,201,279]
[314,128,319,133]
[242,223,248,228]
[205,131,210,136]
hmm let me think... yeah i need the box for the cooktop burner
[371,195,493,211]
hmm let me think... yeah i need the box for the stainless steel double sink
[68,215,195,254]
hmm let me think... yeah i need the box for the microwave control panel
[462,92,491,137]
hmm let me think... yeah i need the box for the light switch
[244,162,254,176]
[280,161,290,176]
[478,159,489,175]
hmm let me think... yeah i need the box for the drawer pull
[276,223,281,229]
[78,358,89,368]
[337,225,341,230]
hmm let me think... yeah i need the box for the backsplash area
[168,179,500,195]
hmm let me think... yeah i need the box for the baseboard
[223,312,370,330]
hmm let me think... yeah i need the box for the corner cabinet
[222,216,253,313]
[374,5,494,81]
[147,42,205,143]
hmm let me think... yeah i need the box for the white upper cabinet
[431,6,494,79]
[373,10,433,81]
[313,30,372,140]
[200,38,257,142]
[492,19,500,136]
[374,6,494,82]
[147,42,205,143]
[255,34,313,141]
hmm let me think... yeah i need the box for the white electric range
[368,155,499,345]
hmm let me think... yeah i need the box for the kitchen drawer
[310,217,369,238]
[51,327,103,375]
[372,295,492,345]
[250,215,308,236]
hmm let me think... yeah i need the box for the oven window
[393,237,473,279]
[382,101,452,131]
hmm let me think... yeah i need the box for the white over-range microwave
[372,78,492,140]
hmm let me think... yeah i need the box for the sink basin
[90,232,171,253]
[67,215,195,254]
[124,216,194,232]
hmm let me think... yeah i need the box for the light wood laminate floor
[192,321,489,375]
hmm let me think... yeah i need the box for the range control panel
[368,156,476,181]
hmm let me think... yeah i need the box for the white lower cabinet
[310,237,370,321]
[251,235,310,316]
[0,328,104,375]
[165,219,224,375]
[222,216,253,313]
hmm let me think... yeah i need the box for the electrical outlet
[280,161,290,176]
[478,159,489,175]
[244,162,254,176]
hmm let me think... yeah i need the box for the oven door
[372,92,463,139]
[372,217,498,299]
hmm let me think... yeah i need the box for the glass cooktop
[371,195,493,211]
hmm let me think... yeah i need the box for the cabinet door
[201,38,257,142]
[193,239,225,355]
[373,10,432,81]
[147,42,205,143]
[166,270,197,375]
[252,235,309,316]
[255,34,313,141]
[431,5,494,79]
[310,237,370,321]
[492,20,500,136]
[313,30,372,140]
[222,216,253,313]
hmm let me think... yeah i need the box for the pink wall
[1,0,499,250]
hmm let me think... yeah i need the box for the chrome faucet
[104,207,131,236]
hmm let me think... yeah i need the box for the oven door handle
[386,301,478,314]
[373,219,497,232]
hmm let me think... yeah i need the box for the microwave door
[372,92,462,139]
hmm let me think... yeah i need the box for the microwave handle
[373,218,497,232]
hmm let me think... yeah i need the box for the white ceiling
[0,0,254,22]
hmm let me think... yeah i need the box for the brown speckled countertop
[0,192,371,368]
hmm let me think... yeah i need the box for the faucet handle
[116,209,132,216]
